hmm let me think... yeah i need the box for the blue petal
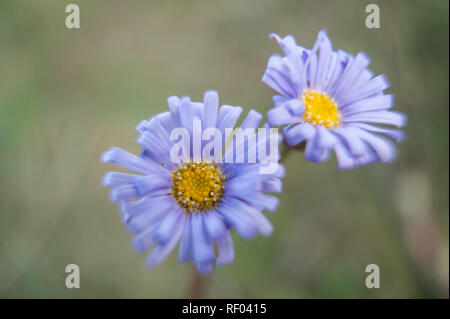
[338,74,390,106]
[102,147,161,175]
[269,33,299,58]
[343,110,407,128]
[203,210,227,241]
[341,94,394,115]
[315,126,338,150]
[216,105,242,134]
[134,174,171,196]
[153,209,183,245]
[304,132,331,163]
[313,30,333,91]
[137,131,172,166]
[216,230,234,265]
[283,99,305,115]
[133,222,161,253]
[334,141,358,170]
[202,90,219,128]
[191,213,215,264]
[146,214,186,267]
[283,123,315,146]
[167,96,182,127]
[353,128,397,162]
[179,97,195,133]
[121,194,174,216]
[243,205,273,236]
[333,52,371,99]
[262,55,296,97]
[240,110,263,130]
[262,178,282,193]
[125,203,172,234]
[350,123,405,142]
[178,215,194,262]
[273,95,289,107]
[267,106,301,126]
[110,184,138,202]
[196,262,213,273]
[102,172,139,187]
[217,202,258,239]
[333,127,366,156]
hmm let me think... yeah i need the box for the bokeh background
[0,0,448,298]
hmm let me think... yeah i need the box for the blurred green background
[0,0,448,298]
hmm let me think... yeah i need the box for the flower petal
[146,214,186,267]
[343,111,407,128]
[191,213,215,264]
[102,147,163,175]
[203,210,227,241]
[267,106,302,126]
[178,215,194,262]
[203,90,219,128]
[216,230,234,265]
[153,209,183,245]
[283,123,315,146]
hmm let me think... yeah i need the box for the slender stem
[188,265,211,299]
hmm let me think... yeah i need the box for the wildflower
[263,30,406,169]
[101,91,283,273]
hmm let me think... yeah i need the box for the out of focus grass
[0,0,448,298]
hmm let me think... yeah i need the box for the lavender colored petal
[267,106,302,126]
[343,110,407,128]
[353,128,397,162]
[240,109,263,130]
[283,123,315,146]
[154,209,183,245]
[102,172,140,187]
[216,230,234,265]
[216,105,243,134]
[102,147,165,175]
[350,123,405,142]
[125,201,173,234]
[315,125,338,149]
[333,127,366,156]
[338,74,390,106]
[217,202,258,239]
[146,214,186,268]
[262,178,282,193]
[110,184,139,202]
[134,174,171,196]
[178,215,194,262]
[121,194,173,216]
[191,213,215,264]
[133,222,161,253]
[341,94,394,115]
[202,90,219,128]
[203,210,227,241]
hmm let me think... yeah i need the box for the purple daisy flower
[263,30,407,169]
[101,91,283,273]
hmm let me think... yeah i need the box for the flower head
[101,91,283,273]
[263,30,407,169]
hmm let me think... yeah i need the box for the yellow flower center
[301,89,341,129]
[171,161,225,213]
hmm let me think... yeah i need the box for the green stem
[187,265,211,298]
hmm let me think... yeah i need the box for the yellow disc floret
[301,89,341,129]
[171,161,225,213]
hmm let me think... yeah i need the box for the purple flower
[101,91,283,273]
[263,30,407,169]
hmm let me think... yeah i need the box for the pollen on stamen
[301,89,341,129]
[171,161,225,213]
